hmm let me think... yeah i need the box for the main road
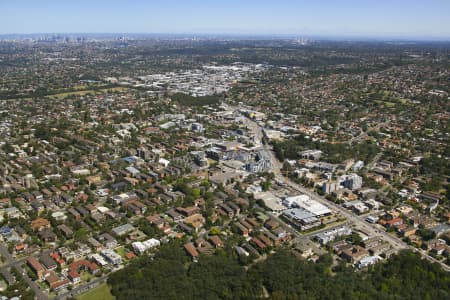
[227,103,450,272]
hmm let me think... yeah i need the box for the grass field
[374,100,395,108]
[76,283,115,300]
[47,87,129,99]
[48,90,97,99]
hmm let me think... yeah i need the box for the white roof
[52,211,66,217]
[284,195,310,207]
[132,238,160,254]
[97,206,110,214]
[158,158,170,167]
[90,254,108,266]
[289,195,331,216]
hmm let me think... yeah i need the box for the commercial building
[340,174,363,190]
[286,195,332,217]
[322,181,340,194]
[281,194,333,230]
[245,151,272,173]
[282,208,320,230]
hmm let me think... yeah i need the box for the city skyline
[1,0,450,40]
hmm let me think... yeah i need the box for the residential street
[238,107,450,272]
[0,243,49,300]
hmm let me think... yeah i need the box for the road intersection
[232,104,450,272]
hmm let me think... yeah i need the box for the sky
[1,0,450,39]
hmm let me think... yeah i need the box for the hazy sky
[1,0,450,39]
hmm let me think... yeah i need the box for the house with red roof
[67,260,100,284]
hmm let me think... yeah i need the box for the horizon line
[0,32,450,42]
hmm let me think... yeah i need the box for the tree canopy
[108,244,450,300]
[171,92,221,106]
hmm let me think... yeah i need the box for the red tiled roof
[51,278,70,290]
[27,257,44,272]
[68,259,99,281]
[15,244,27,251]
[184,242,199,258]
[251,237,266,249]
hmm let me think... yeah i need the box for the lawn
[114,246,127,259]
[47,87,128,99]
[76,283,115,300]
[374,100,395,108]
[81,271,94,282]
[48,90,98,99]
